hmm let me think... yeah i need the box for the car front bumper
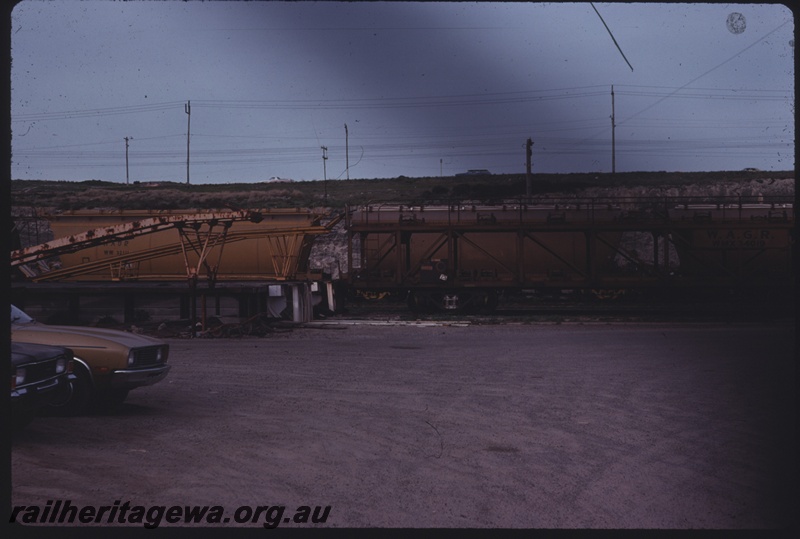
[11,374,73,412]
[110,364,171,389]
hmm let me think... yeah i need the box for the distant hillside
[10,170,795,211]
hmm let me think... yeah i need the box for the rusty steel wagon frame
[345,196,794,298]
[10,209,342,328]
[11,210,336,284]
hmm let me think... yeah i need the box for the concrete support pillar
[326,282,336,313]
[291,283,313,323]
[124,293,135,323]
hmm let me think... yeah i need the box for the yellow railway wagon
[44,208,326,282]
[348,203,625,285]
[669,204,794,283]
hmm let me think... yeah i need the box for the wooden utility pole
[124,136,131,184]
[321,146,328,204]
[525,137,534,197]
[185,100,191,184]
[611,86,616,174]
[344,123,349,180]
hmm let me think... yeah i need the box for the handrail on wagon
[10,210,266,267]
[346,195,794,227]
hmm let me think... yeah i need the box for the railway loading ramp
[11,209,340,325]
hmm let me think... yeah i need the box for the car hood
[11,341,69,367]
[12,322,163,350]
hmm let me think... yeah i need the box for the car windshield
[11,305,35,325]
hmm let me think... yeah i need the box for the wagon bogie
[406,289,499,314]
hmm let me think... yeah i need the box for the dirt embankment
[10,171,795,211]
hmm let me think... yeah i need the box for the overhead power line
[13,84,789,123]
[590,3,634,71]
[12,101,185,122]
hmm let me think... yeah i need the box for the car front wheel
[48,365,93,416]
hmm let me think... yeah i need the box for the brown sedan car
[11,305,170,415]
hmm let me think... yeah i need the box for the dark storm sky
[10,1,795,183]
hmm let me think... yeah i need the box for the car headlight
[55,358,67,374]
[128,350,136,366]
[14,368,26,389]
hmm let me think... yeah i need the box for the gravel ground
[10,321,797,530]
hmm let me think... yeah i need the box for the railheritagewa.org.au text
[10,500,331,529]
